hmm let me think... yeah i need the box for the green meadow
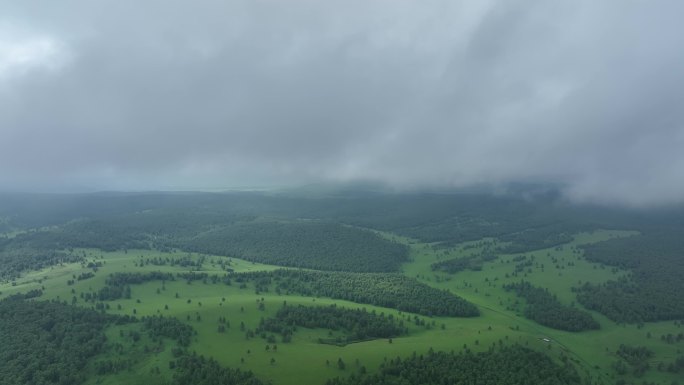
[2,229,683,385]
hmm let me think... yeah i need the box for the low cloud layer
[1,0,683,205]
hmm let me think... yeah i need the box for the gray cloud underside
[1,0,683,205]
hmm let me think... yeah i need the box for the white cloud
[0,25,69,80]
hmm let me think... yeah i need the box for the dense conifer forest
[177,222,409,272]
[256,304,406,343]
[504,281,600,331]
[231,269,480,317]
[0,247,82,280]
[325,345,581,385]
[0,213,408,274]
[574,228,684,323]
[0,297,114,385]
[142,315,195,347]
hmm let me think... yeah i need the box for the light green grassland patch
[103,278,518,385]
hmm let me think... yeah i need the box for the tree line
[142,315,195,347]
[575,228,684,323]
[431,253,497,274]
[325,344,581,385]
[0,246,82,280]
[256,304,406,344]
[3,216,409,274]
[176,221,409,272]
[231,269,480,317]
[612,344,654,378]
[97,271,176,301]
[169,352,265,385]
[504,281,600,332]
[95,269,479,318]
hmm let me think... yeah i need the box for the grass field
[401,229,683,385]
[2,229,683,385]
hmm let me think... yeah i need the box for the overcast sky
[1,0,683,205]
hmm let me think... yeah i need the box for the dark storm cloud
[1,0,683,205]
